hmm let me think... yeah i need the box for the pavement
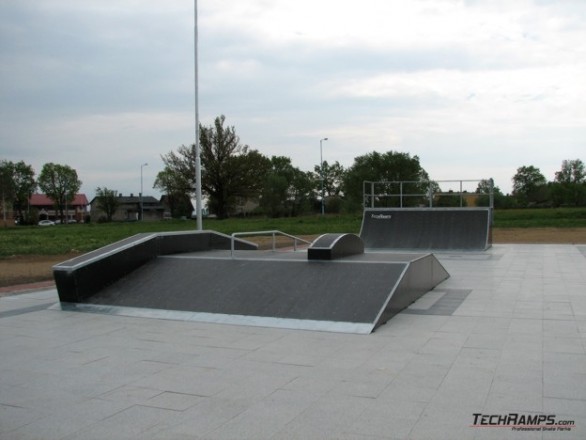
[1,244,585,440]
[0,280,55,297]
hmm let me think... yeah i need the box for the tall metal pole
[140,162,148,220]
[320,137,328,215]
[489,177,495,225]
[194,0,203,230]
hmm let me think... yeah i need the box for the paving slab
[1,244,585,439]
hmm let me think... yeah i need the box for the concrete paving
[1,244,585,439]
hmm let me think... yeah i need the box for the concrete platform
[1,244,586,439]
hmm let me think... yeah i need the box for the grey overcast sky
[1,0,585,198]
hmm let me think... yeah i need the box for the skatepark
[1,182,585,439]
[51,228,449,335]
[48,181,492,334]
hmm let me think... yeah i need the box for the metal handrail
[363,178,494,209]
[230,230,312,258]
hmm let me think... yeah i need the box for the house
[89,193,165,222]
[30,193,89,222]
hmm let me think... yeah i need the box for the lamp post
[320,137,328,215]
[140,162,148,220]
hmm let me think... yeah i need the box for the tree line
[2,114,584,224]
[154,115,435,218]
[156,115,586,217]
[0,161,81,225]
[508,162,586,208]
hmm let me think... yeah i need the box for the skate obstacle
[360,208,492,251]
[53,231,449,334]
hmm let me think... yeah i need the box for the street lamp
[140,162,148,220]
[320,137,328,215]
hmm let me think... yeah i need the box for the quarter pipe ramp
[360,208,492,251]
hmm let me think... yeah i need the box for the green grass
[493,207,586,228]
[204,214,364,236]
[0,215,364,257]
[1,208,585,258]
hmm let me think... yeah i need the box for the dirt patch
[1,229,585,293]
[493,228,586,244]
[0,254,78,290]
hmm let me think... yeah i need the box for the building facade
[89,194,166,222]
[29,194,89,223]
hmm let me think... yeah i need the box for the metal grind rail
[231,230,312,258]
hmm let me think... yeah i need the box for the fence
[362,179,494,209]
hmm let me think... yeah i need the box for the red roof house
[29,193,89,222]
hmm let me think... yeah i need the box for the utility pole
[320,137,328,215]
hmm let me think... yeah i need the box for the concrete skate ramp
[360,208,492,251]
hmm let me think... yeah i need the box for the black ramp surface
[360,208,491,250]
[53,230,257,303]
[87,257,408,324]
[307,233,364,260]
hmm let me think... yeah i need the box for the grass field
[1,208,585,288]
[1,208,585,258]
[493,207,586,228]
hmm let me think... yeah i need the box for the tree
[289,170,316,215]
[0,160,15,225]
[260,173,289,218]
[155,147,195,195]
[11,161,37,224]
[314,160,346,198]
[552,159,586,206]
[475,179,513,208]
[260,156,315,217]
[0,160,37,225]
[435,191,468,207]
[313,160,346,213]
[511,165,547,206]
[95,187,119,222]
[158,116,271,219]
[342,151,431,211]
[555,159,585,184]
[38,163,82,223]
[154,165,194,218]
[200,115,271,218]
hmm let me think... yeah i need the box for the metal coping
[161,251,431,264]
[309,233,349,249]
[52,229,252,272]
[53,303,375,334]
[53,233,157,271]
